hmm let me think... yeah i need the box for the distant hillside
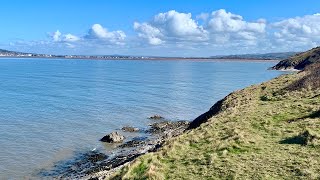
[0,49,32,56]
[271,47,320,70]
[212,52,297,60]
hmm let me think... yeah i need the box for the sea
[0,58,285,179]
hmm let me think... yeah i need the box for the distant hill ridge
[272,46,320,70]
[0,49,31,56]
[212,52,297,60]
[0,48,297,60]
[0,49,21,53]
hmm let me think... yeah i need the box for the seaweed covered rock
[100,132,125,143]
[147,121,190,137]
[121,126,140,132]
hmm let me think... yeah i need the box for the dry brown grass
[286,63,320,91]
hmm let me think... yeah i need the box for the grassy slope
[113,69,320,179]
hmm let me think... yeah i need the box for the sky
[1,0,320,56]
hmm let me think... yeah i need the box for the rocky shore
[39,119,190,179]
[38,47,320,179]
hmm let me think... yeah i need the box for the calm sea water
[0,58,284,179]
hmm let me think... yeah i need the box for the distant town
[0,48,297,60]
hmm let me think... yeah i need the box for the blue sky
[1,0,320,56]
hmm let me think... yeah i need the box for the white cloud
[86,24,126,43]
[206,9,266,43]
[133,22,163,45]
[50,30,80,43]
[52,30,62,42]
[42,24,126,52]
[134,9,266,46]
[153,10,206,37]
[64,34,80,42]
[134,10,208,45]
[272,13,320,48]
[6,10,320,56]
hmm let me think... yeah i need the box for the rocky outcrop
[100,132,125,143]
[271,46,320,70]
[42,120,190,179]
[187,98,224,130]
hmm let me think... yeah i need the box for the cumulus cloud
[50,30,80,43]
[208,9,266,33]
[64,34,80,42]
[272,13,320,48]
[133,22,163,45]
[86,24,126,43]
[43,24,127,51]
[6,10,320,56]
[52,30,62,42]
[153,10,206,37]
[206,9,266,43]
[134,10,208,45]
[134,9,267,46]
[49,24,126,45]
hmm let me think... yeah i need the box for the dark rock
[100,132,125,143]
[148,120,190,137]
[85,152,108,163]
[121,126,140,132]
[40,119,190,179]
[188,98,224,130]
[88,177,99,180]
[271,46,320,70]
[148,114,164,120]
[38,150,109,178]
[118,137,147,148]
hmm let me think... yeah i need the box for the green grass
[131,162,148,180]
[112,69,320,180]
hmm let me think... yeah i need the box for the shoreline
[39,120,190,179]
[0,56,280,62]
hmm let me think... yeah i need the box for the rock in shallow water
[100,132,125,143]
[148,114,164,120]
[121,126,140,132]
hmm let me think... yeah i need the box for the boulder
[100,132,125,143]
[121,126,140,132]
[148,114,164,120]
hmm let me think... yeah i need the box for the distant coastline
[0,48,296,61]
[0,55,281,62]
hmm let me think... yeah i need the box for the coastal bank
[109,62,320,179]
[42,47,320,179]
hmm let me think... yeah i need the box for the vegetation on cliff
[112,62,320,179]
[272,46,320,70]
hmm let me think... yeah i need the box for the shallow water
[0,58,284,179]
